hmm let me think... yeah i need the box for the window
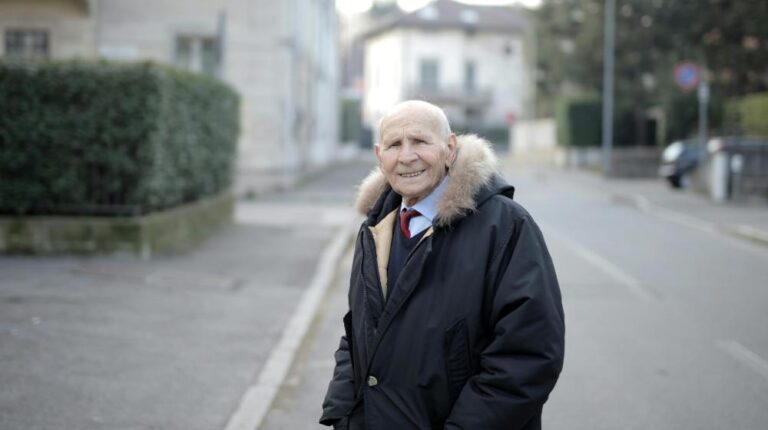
[4,29,49,60]
[465,107,482,127]
[464,61,476,92]
[200,38,218,75]
[174,35,220,76]
[419,58,439,90]
[418,6,439,21]
[503,41,516,57]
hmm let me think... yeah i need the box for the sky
[335,0,543,17]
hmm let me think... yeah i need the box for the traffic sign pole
[698,79,710,155]
[601,0,615,176]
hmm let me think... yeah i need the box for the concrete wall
[363,29,404,137]
[96,0,222,62]
[512,118,556,153]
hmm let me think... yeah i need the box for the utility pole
[698,79,710,152]
[601,0,616,175]
[216,9,227,79]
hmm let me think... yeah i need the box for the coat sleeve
[319,312,356,427]
[445,215,565,430]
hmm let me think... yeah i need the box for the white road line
[717,340,768,382]
[627,194,768,256]
[731,224,768,244]
[223,222,356,430]
[629,194,717,234]
[539,222,656,301]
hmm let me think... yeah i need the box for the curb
[721,224,768,247]
[619,193,768,248]
[222,219,359,430]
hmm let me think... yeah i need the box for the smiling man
[320,100,565,430]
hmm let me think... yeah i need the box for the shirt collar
[400,175,449,223]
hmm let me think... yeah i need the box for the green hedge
[340,97,362,144]
[722,97,742,134]
[0,60,239,216]
[555,94,602,147]
[453,125,509,150]
[739,92,768,137]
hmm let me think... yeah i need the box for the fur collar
[355,134,499,228]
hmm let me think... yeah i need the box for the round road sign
[674,62,700,91]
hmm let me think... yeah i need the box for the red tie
[399,209,421,239]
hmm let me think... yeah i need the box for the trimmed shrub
[555,94,602,147]
[340,96,362,144]
[739,92,768,137]
[0,60,239,215]
[720,97,744,136]
[452,126,509,151]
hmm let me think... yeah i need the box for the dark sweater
[386,212,427,298]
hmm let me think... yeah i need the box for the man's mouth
[399,170,425,178]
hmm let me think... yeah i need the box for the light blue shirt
[400,175,449,236]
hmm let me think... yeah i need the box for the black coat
[321,136,565,430]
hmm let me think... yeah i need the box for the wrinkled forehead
[379,108,445,140]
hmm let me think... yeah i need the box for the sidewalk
[504,159,768,247]
[0,157,374,430]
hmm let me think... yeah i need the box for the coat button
[367,375,378,387]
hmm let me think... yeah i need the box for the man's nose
[397,142,418,163]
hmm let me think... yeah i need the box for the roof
[363,0,530,40]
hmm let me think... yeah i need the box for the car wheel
[668,175,682,188]
[678,173,690,189]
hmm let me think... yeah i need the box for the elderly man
[320,100,564,430]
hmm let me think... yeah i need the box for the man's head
[375,100,457,207]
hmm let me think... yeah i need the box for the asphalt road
[261,164,768,430]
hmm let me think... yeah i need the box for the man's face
[375,107,456,207]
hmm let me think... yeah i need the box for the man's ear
[446,133,458,166]
[374,144,383,169]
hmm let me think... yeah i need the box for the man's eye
[389,141,401,147]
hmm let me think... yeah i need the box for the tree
[536,0,768,144]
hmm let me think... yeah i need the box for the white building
[0,0,339,186]
[362,0,532,141]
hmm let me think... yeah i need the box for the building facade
[362,0,532,141]
[0,0,339,181]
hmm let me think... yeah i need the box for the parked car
[658,138,702,188]
[659,136,768,190]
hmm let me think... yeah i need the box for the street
[260,161,768,430]
[1,157,767,430]
[510,165,768,429]
[3,0,767,428]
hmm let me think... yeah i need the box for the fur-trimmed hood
[355,134,510,228]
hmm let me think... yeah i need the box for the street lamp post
[601,0,616,175]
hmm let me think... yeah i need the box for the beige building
[0,0,340,186]
[362,0,532,141]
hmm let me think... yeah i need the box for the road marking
[626,194,768,254]
[717,340,768,382]
[539,222,656,301]
[223,222,356,430]
[729,224,768,244]
[628,194,717,233]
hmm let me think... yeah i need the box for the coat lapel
[368,209,396,298]
[364,233,434,371]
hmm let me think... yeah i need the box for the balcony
[405,85,493,109]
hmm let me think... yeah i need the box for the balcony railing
[405,85,493,107]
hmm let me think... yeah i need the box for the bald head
[374,100,457,206]
[379,100,452,143]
